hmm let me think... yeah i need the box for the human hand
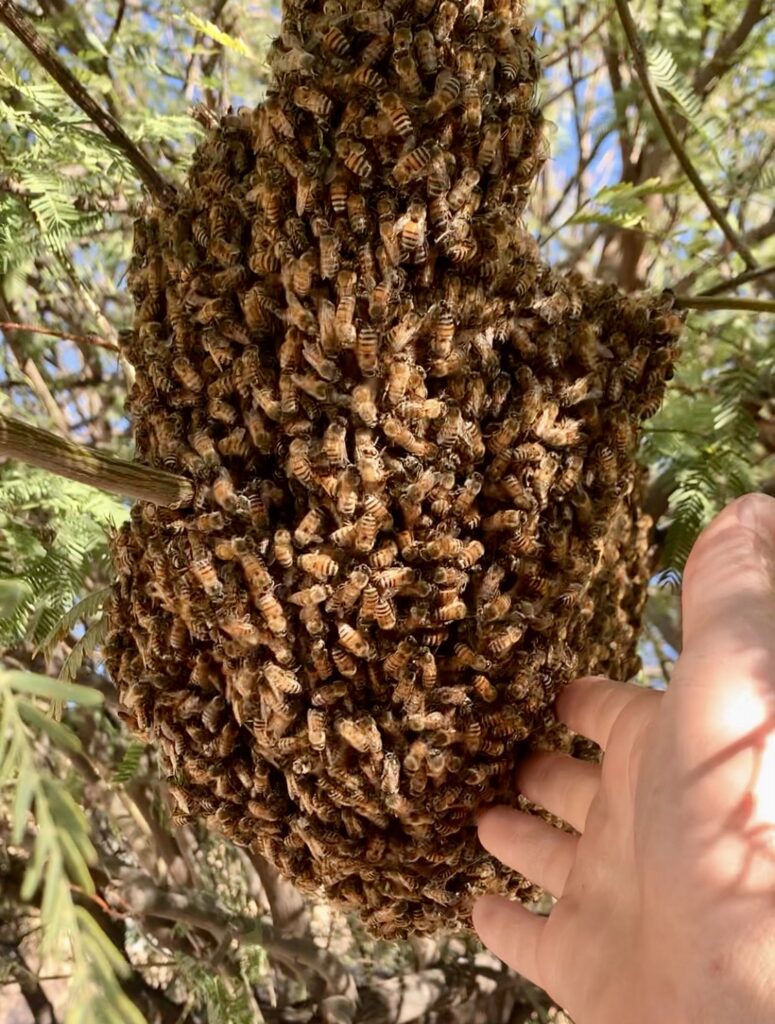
[473,493,775,1024]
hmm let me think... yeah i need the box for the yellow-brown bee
[353,9,394,33]
[428,69,461,119]
[414,27,438,75]
[393,50,423,97]
[433,0,458,42]
[330,566,370,613]
[335,137,373,179]
[307,707,327,751]
[379,91,414,139]
[350,381,379,428]
[298,551,339,579]
[395,199,427,256]
[355,325,380,376]
[391,143,434,186]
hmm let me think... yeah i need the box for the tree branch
[0,0,176,206]
[0,320,119,352]
[698,261,775,297]
[672,212,775,294]
[110,872,359,1021]
[5,945,60,1024]
[613,0,758,270]
[693,0,767,97]
[672,295,775,314]
[0,413,194,506]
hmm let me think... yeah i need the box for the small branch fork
[613,0,758,270]
[0,0,176,207]
[0,413,193,506]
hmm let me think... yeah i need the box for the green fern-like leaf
[42,586,112,658]
[646,44,725,170]
[60,617,108,682]
[112,742,146,785]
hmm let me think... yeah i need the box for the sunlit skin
[474,493,775,1024]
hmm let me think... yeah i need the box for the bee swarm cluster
[105,0,683,936]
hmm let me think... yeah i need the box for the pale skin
[473,493,775,1024]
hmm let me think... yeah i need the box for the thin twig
[613,0,758,270]
[0,293,72,436]
[699,262,775,297]
[0,413,194,506]
[0,321,120,352]
[543,14,609,67]
[673,295,775,313]
[106,0,126,51]
[693,0,766,97]
[0,0,176,206]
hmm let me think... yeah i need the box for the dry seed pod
[106,0,683,941]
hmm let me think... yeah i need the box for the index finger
[671,493,775,763]
[681,493,775,671]
[555,676,660,751]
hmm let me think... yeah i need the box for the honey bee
[395,199,427,256]
[351,511,377,553]
[391,143,434,186]
[263,663,302,697]
[286,437,314,487]
[335,136,372,179]
[436,598,467,622]
[190,554,223,598]
[288,582,332,607]
[319,418,347,469]
[357,237,377,285]
[298,551,339,579]
[330,566,370,612]
[480,592,512,623]
[488,621,526,656]
[623,343,651,383]
[458,539,485,568]
[393,50,423,97]
[331,644,359,677]
[210,468,238,512]
[482,509,525,532]
[412,27,438,76]
[354,27,389,68]
[409,647,434,691]
[310,679,348,708]
[379,91,414,139]
[554,452,585,497]
[354,429,387,485]
[307,707,327,751]
[311,227,338,280]
[353,9,394,33]
[428,70,461,119]
[291,508,323,549]
[433,0,458,42]
[385,310,421,353]
[357,582,379,624]
[292,84,333,119]
[371,592,395,630]
[353,325,378,376]
[337,713,382,754]
[383,417,437,458]
[592,444,619,488]
[476,121,502,170]
[322,24,351,56]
